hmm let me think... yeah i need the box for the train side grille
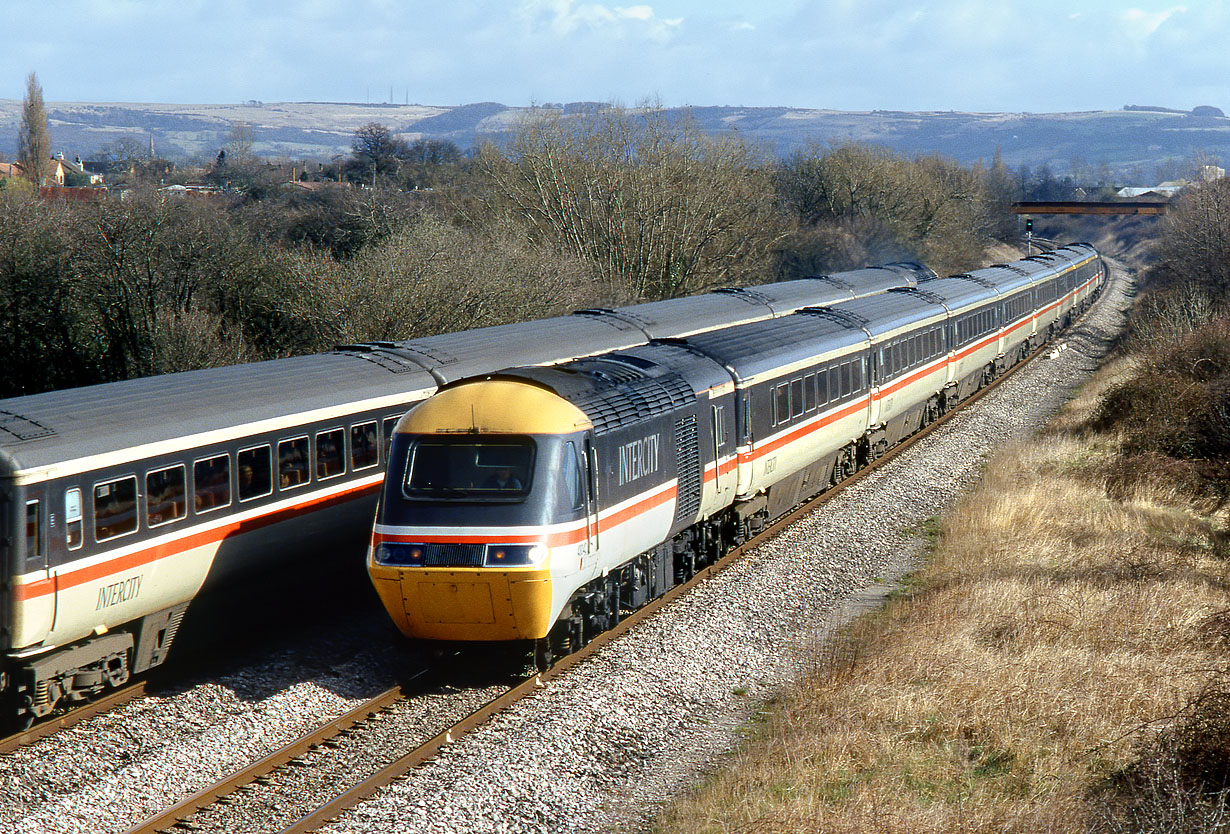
[423,543,486,567]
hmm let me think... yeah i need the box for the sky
[2,1,1224,113]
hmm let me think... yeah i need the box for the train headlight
[484,544,548,567]
[373,543,426,566]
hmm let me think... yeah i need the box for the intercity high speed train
[0,261,934,727]
[367,245,1106,666]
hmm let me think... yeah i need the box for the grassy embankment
[655,298,1230,831]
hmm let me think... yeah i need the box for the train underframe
[3,602,188,730]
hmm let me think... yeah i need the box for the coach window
[316,429,346,480]
[95,475,138,541]
[790,378,804,418]
[804,374,817,411]
[238,446,273,502]
[146,465,187,526]
[25,500,42,563]
[840,362,853,398]
[279,437,310,489]
[193,455,231,513]
[65,488,83,550]
[815,370,828,406]
[774,383,789,425]
[351,421,379,470]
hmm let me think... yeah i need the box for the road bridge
[1013,200,1168,216]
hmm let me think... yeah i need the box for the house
[1116,184,1183,200]
[53,153,104,185]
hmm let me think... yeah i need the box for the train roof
[956,264,1035,295]
[680,314,868,382]
[569,262,934,342]
[0,353,437,474]
[813,291,947,337]
[899,278,998,309]
[577,293,776,341]
[491,347,711,436]
[339,313,648,385]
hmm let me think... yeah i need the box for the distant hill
[1,99,1228,174]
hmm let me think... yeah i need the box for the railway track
[0,681,150,755]
[114,297,1086,834]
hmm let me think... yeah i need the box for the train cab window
[65,489,83,550]
[316,429,345,480]
[146,465,187,527]
[804,374,817,412]
[382,417,399,464]
[25,499,42,563]
[193,455,231,513]
[790,378,804,418]
[279,437,310,489]
[95,476,138,541]
[351,421,380,470]
[563,441,585,511]
[238,446,273,502]
[774,383,790,425]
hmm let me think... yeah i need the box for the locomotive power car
[0,261,934,728]
[367,245,1106,665]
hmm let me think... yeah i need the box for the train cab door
[583,435,600,558]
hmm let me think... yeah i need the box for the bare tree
[775,142,998,275]
[481,104,783,301]
[293,212,589,346]
[349,122,407,185]
[1155,177,1230,303]
[17,72,50,187]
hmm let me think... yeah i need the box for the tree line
[0,103,1028,398]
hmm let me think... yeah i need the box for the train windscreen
[402,438,535,500]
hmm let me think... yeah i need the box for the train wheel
[533,638,553,672]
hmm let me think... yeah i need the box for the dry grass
[653,371,1230,833]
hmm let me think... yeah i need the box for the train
[366,244,1107,666]
[0,261,937,728]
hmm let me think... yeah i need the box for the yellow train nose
[369,565,553,641]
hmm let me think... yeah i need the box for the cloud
[1119,5,1187,42]
[519,0,682,40]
